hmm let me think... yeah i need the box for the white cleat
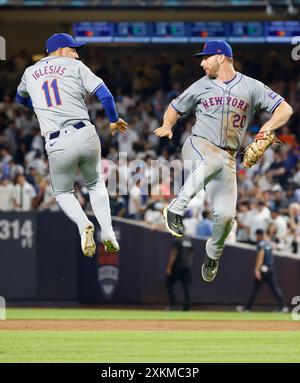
[81,225,96,257]
[103,239,120,253]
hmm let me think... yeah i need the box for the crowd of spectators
[0,46,299,255]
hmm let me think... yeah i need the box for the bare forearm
[163,104,180,129]
[255,250,264,271]
[260,101,293,132]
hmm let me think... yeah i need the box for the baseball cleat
[103,239,120,253]
[81,225,96,257]
[201,239,219,282]
[201,255,219,282]
[163,207,184,237]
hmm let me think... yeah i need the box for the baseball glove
[243,130,281,168]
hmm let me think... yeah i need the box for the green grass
[0,330,299,363]
[6,308,293,321]
[0,308,298,362]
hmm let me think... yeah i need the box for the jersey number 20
[42,79,62,107]
[233,114,246,129]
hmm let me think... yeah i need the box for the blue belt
[49,121,86,140]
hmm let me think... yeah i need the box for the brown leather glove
[243,130,281,168]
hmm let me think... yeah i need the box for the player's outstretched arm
[154,104,180,139]
[110,118,128,136]
[94,84,128,135]
[243,101,293,168]
[260,100,293,133]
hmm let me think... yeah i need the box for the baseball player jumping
[16,33,128,257]
[155,40,293,282]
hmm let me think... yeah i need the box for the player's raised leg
[202,151,237,281]
[78,127,119,253]
[47,139,96,257]
[165,136,224,237]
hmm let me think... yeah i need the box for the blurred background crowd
[0,46,299,255]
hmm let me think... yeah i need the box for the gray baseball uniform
[17,56,103,136]
[171,72,283,150]
[169,72,283,259]
[17,56,116,241]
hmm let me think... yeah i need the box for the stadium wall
[0,212,299,306]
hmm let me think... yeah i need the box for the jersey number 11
[42,79,62,107]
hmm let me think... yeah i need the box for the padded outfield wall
[0,212,299,306]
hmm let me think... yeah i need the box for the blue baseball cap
[46,33,85,53]
[194,40,233,58]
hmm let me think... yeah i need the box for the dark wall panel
[0,213,37,299]
[0,213,299,306]
[36,212,78,300]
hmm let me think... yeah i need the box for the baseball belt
[49,121,86,140]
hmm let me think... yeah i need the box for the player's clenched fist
[154,126,173,139]
[110,118,128,135]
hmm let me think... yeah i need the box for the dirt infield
[1,320,299,331]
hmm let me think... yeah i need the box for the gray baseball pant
[45,124,115,241]
[169,135,237,260]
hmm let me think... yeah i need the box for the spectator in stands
[269,208,288,244]
[25,148,47,173]
[151,175,171,201]
[248,201,271,243]
[166,81,182,103]
[12,173,36,211]
[182,209,199,237]
[144,200,165,230]
[25,166,39,192]
[266,223,280,247]
[128,178,144,220]
[286,184,299,205]
[288,202,300,231]
[269,188,289,211]
[38,176,59,212]
[116,124,139,158]
[0,112,9,134]
[179,120,193,147]
[257,170,276,192]
[292,160,300,186]
[0,91,17,120]
[237,168,254,197]
[0,47,299,242]
[236,200,252,243]
[15,109,38,136]
[282,223,298,254]
[0,145,13,164]
[277,126,298,148]
[196,210,213,238]
[0,175,14,211]
[267,150,288,187]
[109,190,127,218]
